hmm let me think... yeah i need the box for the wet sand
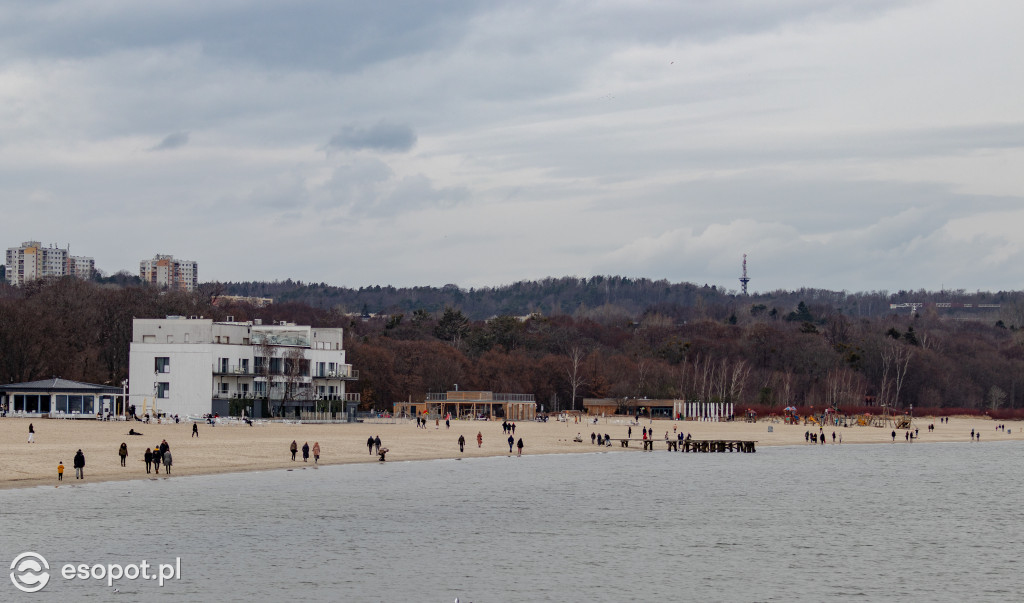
[1,415,1019,490]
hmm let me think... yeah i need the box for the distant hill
[217,277,1019,322]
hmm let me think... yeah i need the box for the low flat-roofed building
[0,378,126,418]
[394,390,536,421]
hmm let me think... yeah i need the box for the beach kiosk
[0,378,126,418]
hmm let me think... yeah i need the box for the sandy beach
[1,415,1019,490]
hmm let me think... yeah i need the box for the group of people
[143,440,173,474]
[289,440,321,463]
[806,429,842,444]
[501,421,517,435]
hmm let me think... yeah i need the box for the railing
[313,369,359,379]
[212,365,253,375]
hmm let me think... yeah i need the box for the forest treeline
[2,277,1024,416]
[218,275,1020,321]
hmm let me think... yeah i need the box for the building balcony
[213,365,253,376]
[312,368,359,380]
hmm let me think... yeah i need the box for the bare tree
[565,345,587,412]
[881,341,913,408]
[255,338,280,416]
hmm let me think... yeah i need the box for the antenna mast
[739,254,750,296]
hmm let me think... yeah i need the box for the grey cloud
[326,122,417,153]
[149,132,190,151]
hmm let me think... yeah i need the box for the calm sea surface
[2,442,1022,602]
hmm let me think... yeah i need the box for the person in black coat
[73,449,85,479]
[301,442,310,462]
[366,436,374,455]
[144,448,153,473]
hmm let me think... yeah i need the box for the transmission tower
[739,254,750,296]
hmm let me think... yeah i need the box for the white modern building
[128,316,359,418]
[140,254,198,292]
[5,241,94,286]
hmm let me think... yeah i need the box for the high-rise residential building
[140,254,198,291]
[4,241,94,286]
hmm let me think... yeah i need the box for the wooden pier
[618,438,756,453]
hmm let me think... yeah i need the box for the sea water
[2,441,1022,601]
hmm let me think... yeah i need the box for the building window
[317,362,326,377]
[157,382,170,398]
[220,383,229,395]
[241,383,250,396]
[254,382,267,397]
[269,358,282,375]
[155,357,170,373]
[240,359,250,374]
[218,358,229,373]
[254,357,265,374]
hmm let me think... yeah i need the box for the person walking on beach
[312,442,320,464]
[628,426,632,439]
[302,442,310,462]
[153,447,162,473]
[446,417,450,429]
[374,435,382,454]
[290,440,298,461]
[57,461,64,481]
[73,449,85,479]
[458,434,466,452]
[144,448,153,473]
[367,436,375,455]
[28,423,35,443]
[508,434,515,453]
[511,422,516,435]
[192,423,199,438]
[516,438,524,457]
[118,442,128,467]
[477,431,482,448]
[163,449,172,474]
[891,430,896,442]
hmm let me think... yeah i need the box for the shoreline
[1,416,1020,491]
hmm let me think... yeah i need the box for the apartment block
[128,316,359,418]
[5,241,94,286]
[140,254,198,291]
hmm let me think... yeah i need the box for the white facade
[140,254,199,291]
[5,241,94,285]
[128,317,358,417]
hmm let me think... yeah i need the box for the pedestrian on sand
[477,432,483,448]
[28,422,35,443]
[73,449,85,479]
[367,436,375,455]
[458,434,466,452]
[192,423,199,437]
[118,442,128,467]
[302,442,310,462]
[163,449,172,474]
[508,434,514,453]
[290,440,298,461]
[153,447,162,472]
[312,442,320,464]
[57,461,64,481]
[374,435,382,453]
[516,438,524,457]
[144,448,153,473]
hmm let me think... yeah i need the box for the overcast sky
[2,0,1022,293]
